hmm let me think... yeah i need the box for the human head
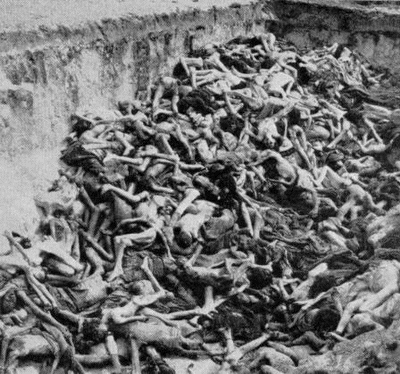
[390,109,400,126]
[72,116,94,135]
[198,315,214,330]
[118,100,132,115]
[0,288,17,314]
[247,267,273,289]
[326,150,345,171]
[203,43,218,56]
[311,307,341,334]
[81,318,108,343]
[130,280,154,296]
[175,230,193,249]
[157,364,176,374]
[308,274,336,298]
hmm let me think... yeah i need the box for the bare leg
[155,133,175,156]
[180,57,190,76]
[138,309,179,327]
[174,124,194,161]
[252,210,264,240]
[279,63,298,79]
[153,227,174,261]
[237,333,269,357]
[222,328,236,355]
[107,239,127,281]
[224,92,242,119]
[76,354,111,366]
[49,350,61,374]
[190,67,197,88]
[336,298,365,334]
[260,365,284,374]
[171,188,200,224]
[101,185,149,206]
[336,198,356,221]
[290,134,312,171]
[202,286,215,314]
[94,215,113,242]
[141,257,166,294]
[364,117,383,143]
[0,335,10,373]
[207,54,230,73]
[41,243,83,273]
[241,202,254,237]
[3,232,33,266]
[85,247,106,275]
[285,80,294,96]
[16,290,71,340]
[130,338,142,374]
[326,121,351,149]
[106,334,122,374]
[152,84,164,113]
[5,349,20,374]
[71,233,81,261]
[80,230,114,261]
[115,130,134,156]
[186,243,204,268]
[79,186,97,212]
[225,332,269,366]
[227,90,263,111]
[103,153,143,166]
[147,179,175,195]
[359,284,399,312]
[25,271,57,308]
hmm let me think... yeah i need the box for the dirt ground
[0,0,254,33]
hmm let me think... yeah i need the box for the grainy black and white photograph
[1,0,400,373]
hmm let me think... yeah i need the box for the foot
[123,145,135,157]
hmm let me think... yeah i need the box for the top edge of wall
[0,0,272,53]
[277,0,400,13]
[274,0,400,35]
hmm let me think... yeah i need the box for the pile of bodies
[3,32,400,374]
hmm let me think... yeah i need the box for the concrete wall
[272,0,400,79]
[0,1,272,158]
